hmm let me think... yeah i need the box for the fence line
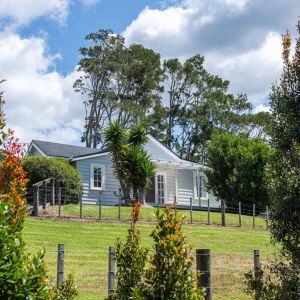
[26,187,270,231]
[50,243,263,298]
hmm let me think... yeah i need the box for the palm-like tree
[104,122,129,197]
[104,122,155,204]
[124,146,155,204]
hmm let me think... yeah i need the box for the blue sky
[0,0,298,145]
[20,0,163,75]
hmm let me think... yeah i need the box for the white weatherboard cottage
[27,135,219,208]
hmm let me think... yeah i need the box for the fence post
[190,197,193,224]
[118,189,121,221]
[57,182,61,218]
[254,249,260,300]
[108,246,115,296]
[253,204,256,229]
[43,182,47,209]
[221,199,226,226]
[33,186,39,217]
[79,190,83,219]
[99,192,102,220]
[57,244,64,287]
[266,206,269,231]
[51,179,55,206]
[196,249,212,300]
[207,198,210,225]
[238,202,242,227]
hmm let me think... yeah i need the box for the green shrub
[48,274,78,300]
[244,259,300,300]
[22,156,82,203]
[139,206,205,300]
[0,201,49,299]
[113,224,148,300]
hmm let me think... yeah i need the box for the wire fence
[26,240,266,300]
[26,183,270,231]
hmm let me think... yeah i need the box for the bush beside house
[22,156,82,203]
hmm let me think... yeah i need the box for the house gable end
[144,135,180,162]
[27,142,47,157]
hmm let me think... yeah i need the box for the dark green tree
[268,21,300,276]
[205,131,271,208]
[74,29,163,148]
[157,55,251,163]
[245,21,300,299]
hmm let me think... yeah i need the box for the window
[193,172,206,199]
[90,164,105,190]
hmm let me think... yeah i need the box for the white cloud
[253,104,270,114]
[123,0,299,107]
[0,32,84,144]
[204,32,282,104]
[0,0,71,27]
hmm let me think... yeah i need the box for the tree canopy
[74,29,270,163]
[205,131,271,208]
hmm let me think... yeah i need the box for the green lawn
[56,204,268,230]
[24,216,273,300]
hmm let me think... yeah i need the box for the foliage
[245,259,300,300]
[104,122,155,200]
[0,85,77,299]
[138,206,205,300]
[48,274,78,300]
[74,29,163,148]
[0,201,49,299]
[151,55,252,163]
[268,23,300,262]
[245,19,300,299]
[113,223,148,300]
[22,156,82,203]
[0,84,49,299]
[205,131,271,208]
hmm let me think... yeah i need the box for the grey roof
[32,140,108,158]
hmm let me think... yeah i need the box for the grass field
[53,203,268,230]
[24,209,273,300]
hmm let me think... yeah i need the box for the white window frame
[155,172,167,204]
[193,171,207,200]
[90,163,106,191]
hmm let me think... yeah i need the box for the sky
[0,0,299,146]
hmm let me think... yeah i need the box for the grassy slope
[24,214,272,300]
[59,204,267,230]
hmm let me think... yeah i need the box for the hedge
[22,156,82,203]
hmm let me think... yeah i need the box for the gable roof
[29,136,205,169]
[30,140,107,159]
